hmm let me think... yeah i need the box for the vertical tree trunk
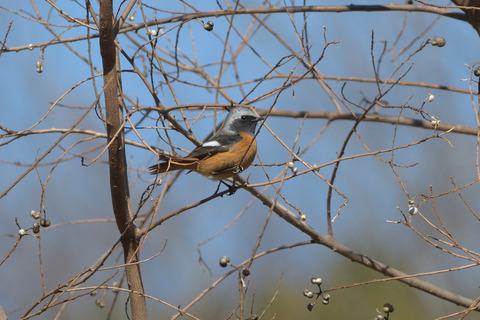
[98,1,147,319]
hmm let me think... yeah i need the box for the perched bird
[149,107,262,181]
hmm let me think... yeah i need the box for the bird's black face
[231,115,262,134]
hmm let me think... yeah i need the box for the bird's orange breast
[195,132,257,180]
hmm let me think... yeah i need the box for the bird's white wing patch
[202,140,221,147]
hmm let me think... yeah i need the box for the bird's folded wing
[187,134,241,159]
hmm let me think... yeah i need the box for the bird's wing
[187,134,241,159]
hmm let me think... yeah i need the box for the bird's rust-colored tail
[149,155,199,174]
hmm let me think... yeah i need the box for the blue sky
[1,1,480,319]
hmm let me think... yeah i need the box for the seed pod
[203,21,214,31]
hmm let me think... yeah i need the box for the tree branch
[98,0,147,318]
[1,4,465,53]
[242,182,480,311]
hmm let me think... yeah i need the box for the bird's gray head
[220,107,262,135]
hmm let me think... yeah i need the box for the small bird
[149,107,262,182]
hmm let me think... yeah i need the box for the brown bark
[98,1,147,319]
[453,0,480,35]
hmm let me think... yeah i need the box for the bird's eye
[241,115,247,120]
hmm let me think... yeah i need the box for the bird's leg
[213,180,237,196]
[214,181,223,195]
[211,166,244,195]
[227,177,237,195]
